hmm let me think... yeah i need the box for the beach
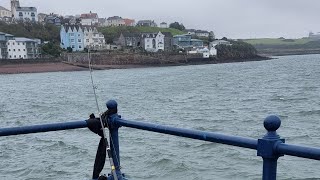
[0,62,88,74]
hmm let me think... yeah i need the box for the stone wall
[62,52,202,65]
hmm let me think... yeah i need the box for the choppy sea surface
[0,54,320,180]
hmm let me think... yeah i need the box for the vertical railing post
[257,115,285,180]
[106,100,125,180]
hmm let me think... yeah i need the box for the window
[78,34,81,37]
[18,43,20,45]
[24,55,26,58]
[70,33,74,37]
[18,49,20,51]
[14,55,16,58]
[79,45,82,49]
[13,49,15,51]
[78,39,81,42]
[13,43,15,45]
[23,43,25,45]
[71,39,75,43]
[7,42,9,45]
[86,39,89,42]
[23,49,25,51]
[72,45,75,48]
[19,55,21,58]
[8,49,11,51]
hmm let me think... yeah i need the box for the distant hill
[98,26,185,44]
[242,38,320,56]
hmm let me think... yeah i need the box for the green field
[243,38,312,45]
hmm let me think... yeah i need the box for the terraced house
[60,25,106,51]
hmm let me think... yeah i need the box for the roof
[0,32,14,36]
[0,6,10,11]
[121,32,141,38]
[123,18,134,25]
[107,16,122,20]
[160,22,167,24]
[162,32,173,37]
[62,25,83,32]
[14,37,38,42]
[81,13,98,19]
[137,20,155,24]
[16,7,37,11]
[195,30,209,33]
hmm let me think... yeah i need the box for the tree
[169,22,185,31]
[41,42,62,57]
[208,31,215,42]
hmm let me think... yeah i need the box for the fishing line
[88,50,119,180]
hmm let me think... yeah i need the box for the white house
[80,12,98,25]
[11,0,38,22]
[83,26,106,49]
[7,37,40,59]
[0,6,12,18]
[106,16,125,26]
[142,32,165,52]
[160,22,167,28]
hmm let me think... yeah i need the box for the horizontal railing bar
[276,143,320,160]
[0,120,88,137]
[116,118,258,150]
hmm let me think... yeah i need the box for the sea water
[0,54,320,180]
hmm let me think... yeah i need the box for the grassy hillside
[98,26,184,43]
[243,38,312,45]
[242,38,320,56]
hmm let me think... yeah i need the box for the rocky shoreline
[0,56,272,74]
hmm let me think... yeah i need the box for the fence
[0,100,319,180]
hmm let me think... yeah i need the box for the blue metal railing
[0,100,319,180]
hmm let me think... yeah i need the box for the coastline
[0,56,272,75]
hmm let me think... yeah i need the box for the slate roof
[107,16,122,20]
[81,13,98,19]
[0,6,10,11]
[16,7,37,11]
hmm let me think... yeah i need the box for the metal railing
[0,100,319,180]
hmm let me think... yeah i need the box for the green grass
[243,38,312,45]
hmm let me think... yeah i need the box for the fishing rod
[88,48,119,180]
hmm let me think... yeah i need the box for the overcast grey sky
[1,0,319,39]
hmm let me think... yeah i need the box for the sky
[1,0,320,39]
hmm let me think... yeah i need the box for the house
[173,34,203,49]
[60,25,85,51]
[98,18,106,26]
[62,15,81,25]
[117,33,141,48]
[141,32,165,52]
[0,32,14,59]
[160,22,167,28]
[45,14,61,26]
[0,6,12,18]
[162,32,173,51]
[7,37,41,59]
[37,13,47,23]
[210,40,231,47]
[80,12,98,25]
[195,30,210,37]
[123,18,135,26]
[136,20,157,27]
[185,29,210,38]
[107,16,125,26]
[309,32,320,40]
[83,26,106,49]
[11,0,38,22]
[185,29,196,35]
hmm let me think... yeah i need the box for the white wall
[7,40,27,59]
